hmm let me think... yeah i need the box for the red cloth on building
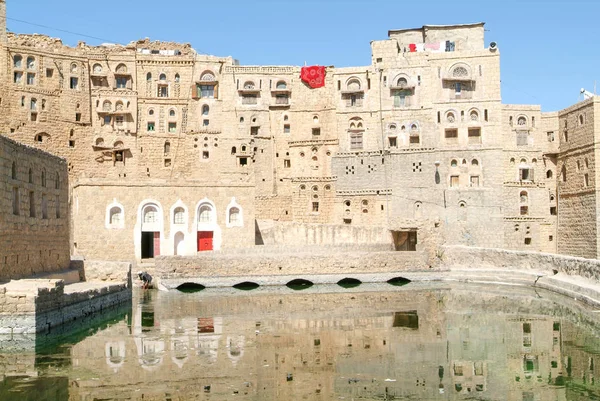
[409,44,417,52]
[301,66,326,88]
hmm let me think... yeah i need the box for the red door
[197,231,213,251]
[153,232,161,256]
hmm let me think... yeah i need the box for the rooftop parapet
[387,23,486,53]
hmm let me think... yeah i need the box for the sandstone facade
[0,135,69,280]
[0,1,597,260]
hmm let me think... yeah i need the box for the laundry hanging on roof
[300,66,326,89]
[409,44,417,52]
[416,44,425,52]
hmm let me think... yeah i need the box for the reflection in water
[2,283,600,400]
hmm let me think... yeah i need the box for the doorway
[174,232,185,256]
[392,231,417,251]
[197,231,213,252]
[141,232,160,258]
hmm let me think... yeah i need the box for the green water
[2,282,600,400]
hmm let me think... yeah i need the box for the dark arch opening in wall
[387,277,411,286]
[233,282,260,291]
[337,278,362,288]
[286,279,314,291]
[176,283,206,293]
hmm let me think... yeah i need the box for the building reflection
[2,285,600,400]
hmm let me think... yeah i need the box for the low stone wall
[72,259,132,287]
[440,245,600,281]
[155,249,434,288]
[256,220,393,247]
[0,280,131,336]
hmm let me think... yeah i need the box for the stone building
[0,135,69,280]
[1,0,598,260]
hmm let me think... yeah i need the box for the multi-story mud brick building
[1,0,599,261]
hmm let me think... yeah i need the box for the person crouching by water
[137,271,153,289]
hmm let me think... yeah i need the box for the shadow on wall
[255,220,264,245]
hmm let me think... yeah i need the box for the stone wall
[441,245,600,282]
[0,135,70,281]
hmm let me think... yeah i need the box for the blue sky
[5,0,598,111]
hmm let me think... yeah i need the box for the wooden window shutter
[214,83,219,99]
[127,78,132,90]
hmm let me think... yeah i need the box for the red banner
[301,66,326,89]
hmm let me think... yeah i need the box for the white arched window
[173,207,185,224]
[226,198,243,228]
[144,206,158,223]
[198,204,213,223]
[229,208,240,224]
[110,207,122,225]
[106,200,125,229]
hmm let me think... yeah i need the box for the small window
[239,157,248,166]
[13,55,22,68]
[12,187,19,215]
[169,109,176,118]
[584,173,590,187]
[283,124,290,134]
[41,170,46,187]
[284,159,291,168]
[168,122,177,133]
[520,206,529,216]
[173,207,185,224]
[27,73,35,85]
[159,73,167,81]
[13,71,22,84]
[26,57,35,69]
[445,128,458,140]
[546,170,553,179]
[116,76,128,89]
[202,105,209,115]
[109,207,123,226]
[470,176,480,187]
[146,72,152,81]
[251,126,259,135]
[115,116,124,126]
[175,73,180,83]
[147,122,155,132]
[468,127,481,144]
[202,151,209,159]
[164,141,171,155]
[388,137,397,148]
[158,85,169,97]
[229,207,240,225]
[450,175,459,187]
[312,128,321,136]
[312,202,320,213]
[70,77,79,90]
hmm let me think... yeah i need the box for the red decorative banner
[301,66,326,89]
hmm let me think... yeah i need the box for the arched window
[243,81,255,90]
[146,72,152,82]
[229,207,240,224]
[26,57,35,69]
[41,169,46,187]
[520,191,528,203]
[70,63,78,73]
[175,73,180,83]
[115,101,123,111]
[198,204,213,223]
[28,168,33,183]
[115,64,127,74]
[159,73,167,81]
[561,165,567,182]
[144,206,158,223]
[169,109,176,118]
[11,162,17,179]
[110,206,123,225]
[55,172,60,189]
[164,141,170,155]
[547,170,553,179]
[517,116,527,126]
[200,72,216,82]
[93,63,102,74]
[397,77,408,87]
[470,110,479,121]
[30,98,37,110]
[347,78,361,91]
[446,112,456,123]
[276,81,287,89]
[202,105,209,115]
[471,159,479,166]
[231,146,237,154]
[13,55,22,68]
[451,159,458,167]
[96,137,105,146]
[103,100,112,111]
[452,66,468,78]
[173,207,185,224]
